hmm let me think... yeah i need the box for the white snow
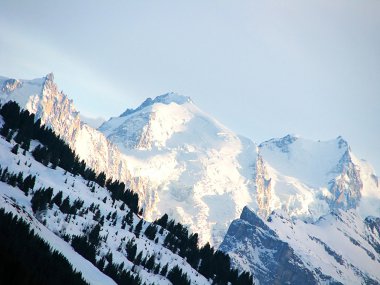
[268,209,380,284]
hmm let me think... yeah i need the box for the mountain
[0,101,253,285]
[220,206,380,284]
[98,92,259,245]
[1,74,379,249]
[257,135,380,220]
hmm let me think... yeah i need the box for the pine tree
[126,210,134,226]
[11,144,19,154]
[155,213,168,228]
[153,264,160,274]
[134,219,143,238]
[167,265,190,285]
[145,255,155,271]
[52,191,63,207]
[93,209,101,221]
[126,239,137,261]
[60,197,71,214]
[134,252,143,265]
[0,124,9,137]
[88,224,101,247]
[144,224,158,240]
[160,263,168,276]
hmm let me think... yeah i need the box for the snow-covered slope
[0,115,214,285]
[1,74,379,248]
[220,206,380,284]
[258,135,380,221]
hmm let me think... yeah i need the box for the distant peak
[154,92,191,105]
[45,73,54,81]
[120,92,191,117]
[336,136,349,149]
[1,78,22,94]
[259,134,299,148]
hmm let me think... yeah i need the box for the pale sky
[0,0,379,173]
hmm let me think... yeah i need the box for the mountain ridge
[1,74,379,247]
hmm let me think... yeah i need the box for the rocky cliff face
[255,155,272,218]
[328,149,362,210]
[219,207,317,285]
[220,207,380,284]
[0,74,136,192]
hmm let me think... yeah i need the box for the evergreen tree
[11,144,19,154]
[167,265,190,285]
[160,263,169,276]
[134,252,143,265]
[153,264,160,274]
[155,213,168,228]
[126,210,134,226]
[88,224,101,247]
[60,197,71,214]
[96,172,106,187]
[0,124,9,137]
[145,255,155,271]
[144,224,158,240]
[71,235,96,264]
[134,219,143,238]
[52,191,63,207]
[126,239,137,261]
[31,188,53,212]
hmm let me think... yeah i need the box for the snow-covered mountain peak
[120,92,191,118]
[99,91,231,151]
[98,94,258,245]
[259,134,350,155]
[149,92,191,105]
[335,136,350,150]
[255,133,380,222]
[259,135,351,178]
[259,134,299,153]
[45,72,54,81]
